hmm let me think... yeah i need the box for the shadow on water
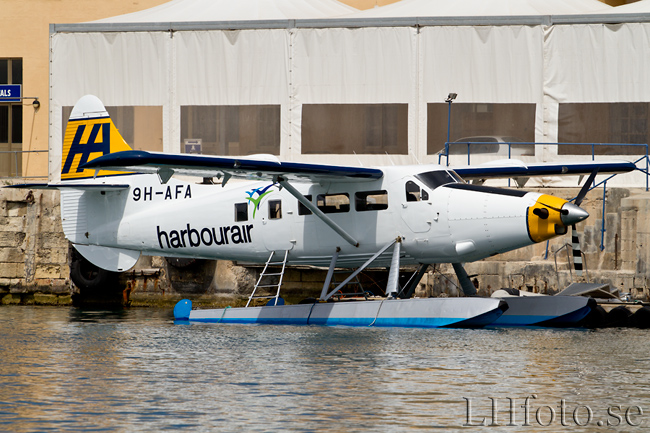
[68,306,175,324]
[68,308,131,323]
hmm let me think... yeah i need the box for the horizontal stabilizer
[74,244,140,272]
[6,183,129,190]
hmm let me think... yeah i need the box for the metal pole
[645,143,650,191]
[444,93,456,167]
[600,181,607,252]
[445,101,452,167]
[446,101,451,146]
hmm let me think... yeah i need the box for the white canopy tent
[49,0,649,188]
[93,0,356,22]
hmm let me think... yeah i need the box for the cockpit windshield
[415,170,464,190]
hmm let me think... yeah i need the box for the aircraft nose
[560,202,589,226]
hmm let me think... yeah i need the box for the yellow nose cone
[527,194,569,243]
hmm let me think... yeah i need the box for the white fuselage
[61,165,546,268]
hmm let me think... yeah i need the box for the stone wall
[0,187,71,304]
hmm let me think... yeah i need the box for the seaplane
[12,95,637,327]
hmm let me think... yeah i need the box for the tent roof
[93,0,357,23]
[341,0,611,18]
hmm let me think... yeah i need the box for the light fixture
[444,92,458,164]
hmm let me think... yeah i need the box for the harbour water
[1,306,649,432]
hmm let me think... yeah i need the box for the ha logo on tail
[61,95,132,180]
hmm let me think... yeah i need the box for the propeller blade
[569,168,597,277]
[575,168,599,206]
[571,224,584,277]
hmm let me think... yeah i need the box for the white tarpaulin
[341,0,611,17]
[93,0,356,22]
[292,27,416,163]
[50,32,171,179]
[544,23,650,104]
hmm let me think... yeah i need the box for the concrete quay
[1,185,649,307]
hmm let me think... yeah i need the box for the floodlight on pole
[445,93,457,166]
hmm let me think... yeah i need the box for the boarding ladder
[246,250,288,307]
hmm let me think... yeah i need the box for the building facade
[0,0,636,180]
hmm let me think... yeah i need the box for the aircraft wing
[81,150,384,183]
[453,160,636,180]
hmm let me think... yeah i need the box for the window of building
[355,190,388,211]
[302,104,408,154]
[181,105,280,156]
[427,103,536,155]
[298,195,313,216]
[0,58,23,177]
[269,200,282,219]
[558,103,648,155]
[317,193,350,213]
[235,202,248,222]
[62,106,163,152]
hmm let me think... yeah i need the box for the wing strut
[277,177,359,247]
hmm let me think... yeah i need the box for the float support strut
[452,262,477,296]
[386,240,402,298]
[321,238,398,301]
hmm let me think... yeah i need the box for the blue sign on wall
[0,84,21,102]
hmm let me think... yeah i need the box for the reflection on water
[1,306,649,431]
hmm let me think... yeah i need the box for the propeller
[571,168,599,277]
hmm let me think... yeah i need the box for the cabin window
[405,181,428,202]
[298,195,313,216]
[356,190,388,211]
[317,193,350,213]
[235,202,248,222]
[269,200,282,219]
[415,170,460,191]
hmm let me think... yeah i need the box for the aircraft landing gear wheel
[70,254,118,291]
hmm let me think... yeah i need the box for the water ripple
[1,306,649,431]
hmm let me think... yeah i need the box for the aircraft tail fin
[61,95,133,181]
